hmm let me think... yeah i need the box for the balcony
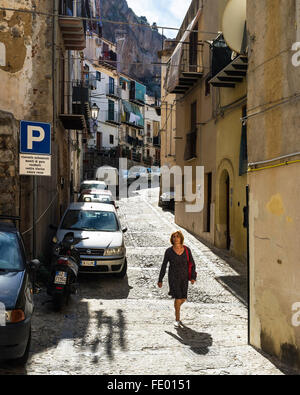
[106,83,121,99]
[58,2,87,51]
[209,34,248,88]
[129,81,146,106]
[106,110,121,126]
[165,43,204,94]
[209,54,248,88]
[99,51,117,70]
[59,81,89,131]
[121,100,144,129]
[127,135,144,147]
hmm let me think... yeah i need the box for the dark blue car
[0,216,40,365]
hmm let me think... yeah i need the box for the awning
[209,54,248,88]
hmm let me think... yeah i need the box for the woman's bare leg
[174,299,187,321]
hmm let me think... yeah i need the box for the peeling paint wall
[248,0,300,369]
[0,0,72,259]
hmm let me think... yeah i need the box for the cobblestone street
[0,188,294,375]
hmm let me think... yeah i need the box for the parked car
[159,190,175,210]
[79,180,108,194]
[51,203,127,277]
[127,166,149,186]
[78,189,117,208]
[0,216,40,365]
[95,166,121,198]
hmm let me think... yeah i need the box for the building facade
[0,0,94,258]
[247,0,300,369]
[163,0,247,259]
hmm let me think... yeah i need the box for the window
[96,71,101,81]
[0,232,23,270]
[61,210,119,232]
[108,100,115,121]
[109,135,114,144]
[109,77,115,95]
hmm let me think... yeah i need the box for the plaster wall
[247,0,300,367]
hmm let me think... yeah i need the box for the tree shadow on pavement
[165,324,213,355]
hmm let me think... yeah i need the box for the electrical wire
[0,6,218,36]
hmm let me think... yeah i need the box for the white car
[54,202,127,277]
[79,180,108,194]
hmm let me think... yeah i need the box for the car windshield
[80,183,106,192]
[79,195,112,204]
[0,232,23,271]
[61,210,119,232]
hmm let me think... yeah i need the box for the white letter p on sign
[27,125,45,150]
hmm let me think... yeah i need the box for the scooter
[47,232,87,311]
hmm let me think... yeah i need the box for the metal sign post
[19,120,52,259]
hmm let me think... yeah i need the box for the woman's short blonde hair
[170,230,184,245]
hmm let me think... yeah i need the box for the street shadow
[165,324,213,355]
[78,273,133,300]
[77,308,127,363]
[0,360,27,374]
[182,229,248,306]
[215,275,248,306]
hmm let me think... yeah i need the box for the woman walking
[157,230,197,327]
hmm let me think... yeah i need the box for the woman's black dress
[158,246,196,299]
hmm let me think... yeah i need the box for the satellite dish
[222,0,247,54]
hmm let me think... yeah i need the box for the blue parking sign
[20,120,51,155]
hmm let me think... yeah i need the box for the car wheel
[114,259,127,279]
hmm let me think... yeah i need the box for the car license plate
[54,271,67,285]
[81,260,96,267]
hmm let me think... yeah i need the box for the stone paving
[0,187,297,375]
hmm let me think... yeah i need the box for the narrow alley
[0,188,292,375]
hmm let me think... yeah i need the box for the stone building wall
[0,110,19,216]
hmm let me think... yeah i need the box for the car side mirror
[122,227,128,233]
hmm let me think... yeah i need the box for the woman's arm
[158,249,169,284]
[188,247,197,281]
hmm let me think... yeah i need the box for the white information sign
[19,154,51,176]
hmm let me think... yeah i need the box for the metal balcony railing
[106,110,121,125]
[106,83,121,98]
[165,43,204,94]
